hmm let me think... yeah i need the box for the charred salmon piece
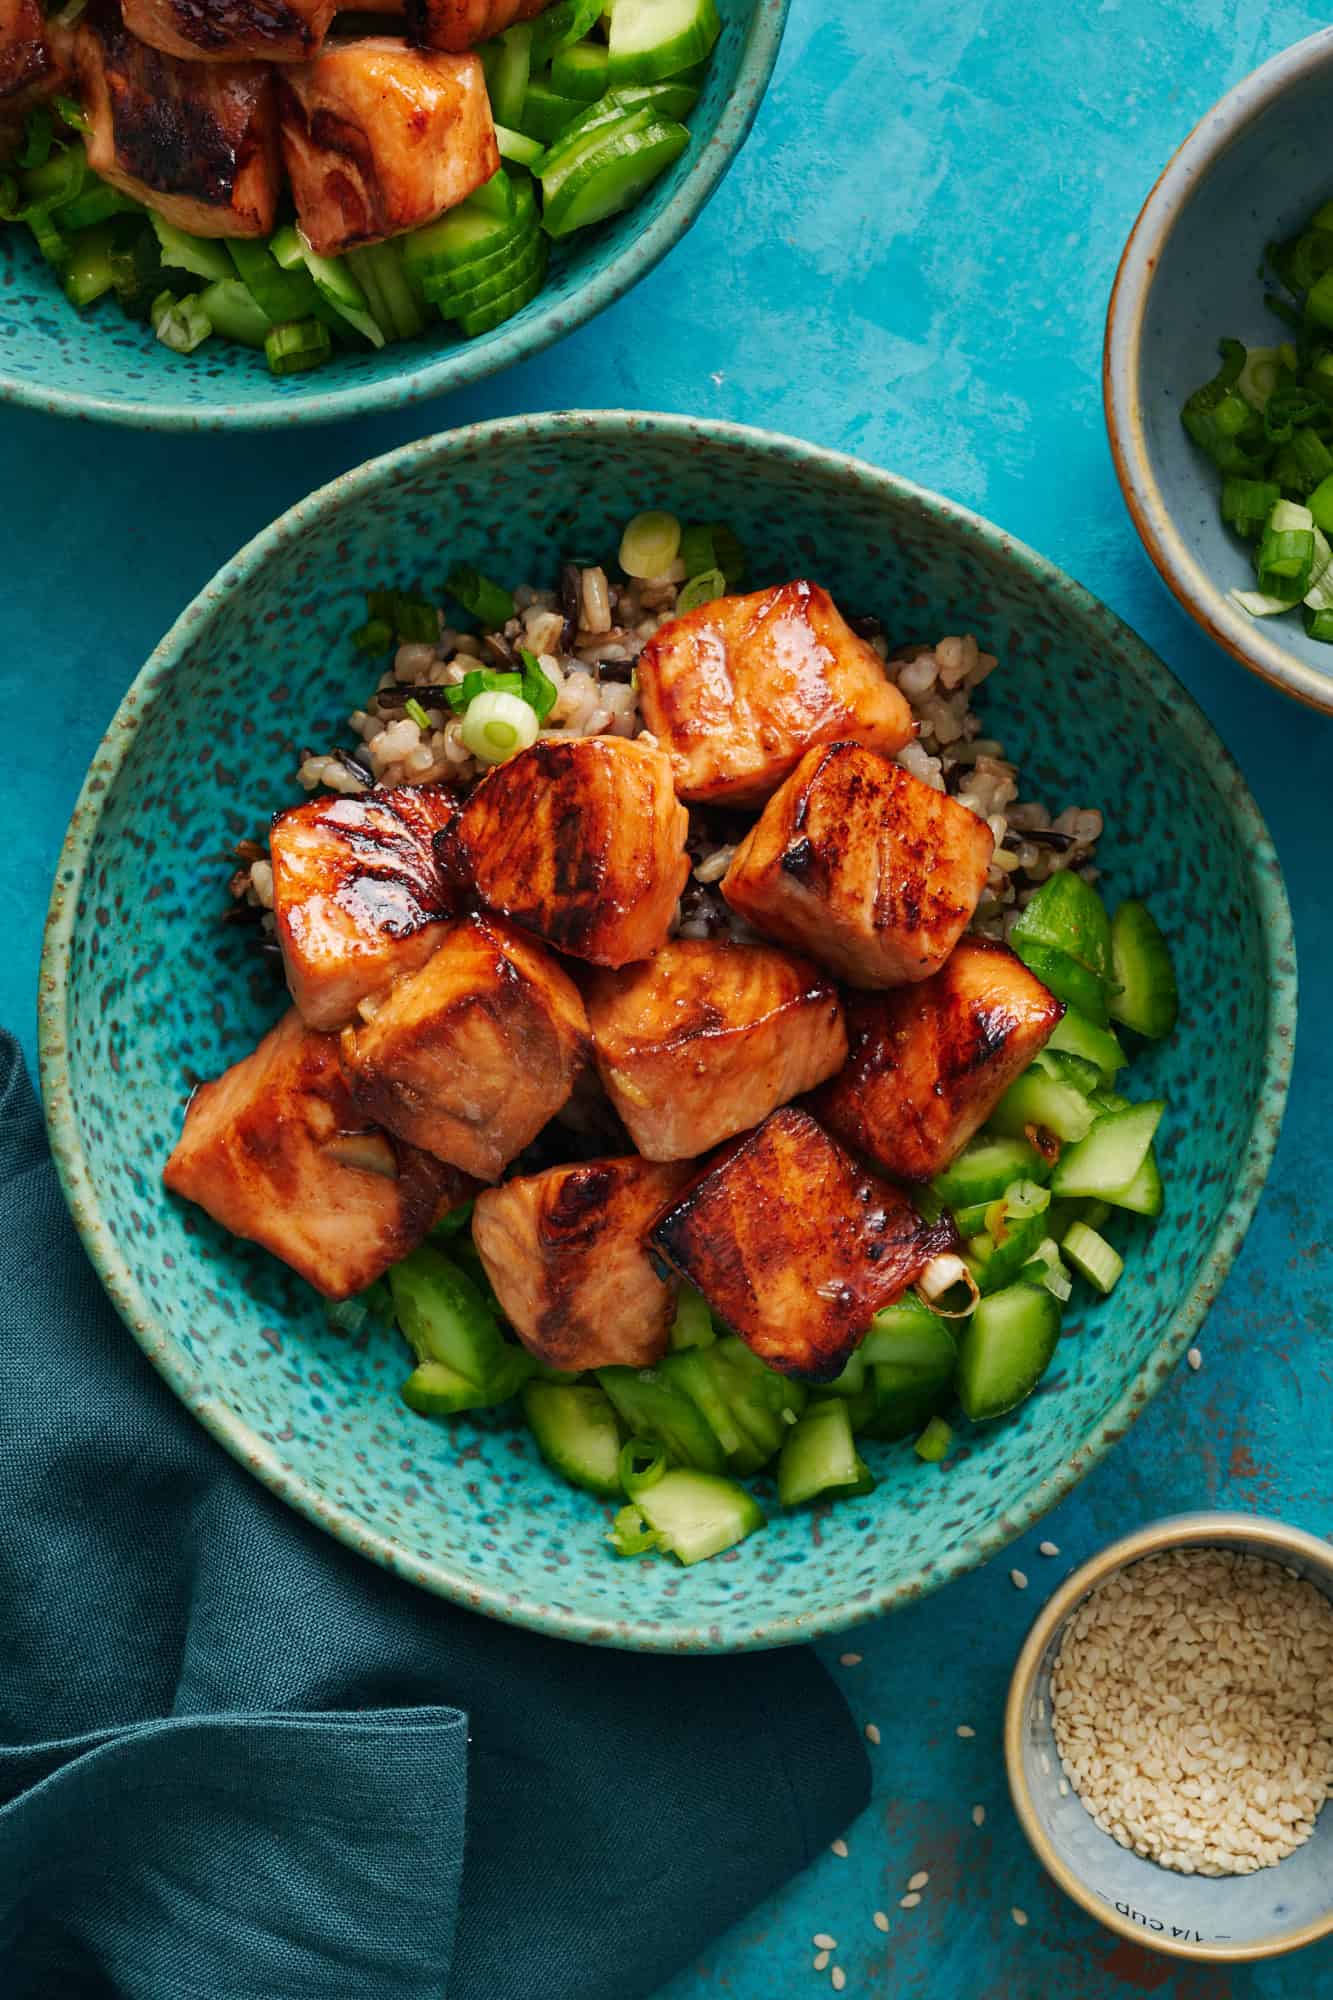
[815,937,1064,1182]
[472,1155,696,1372]
[270,781,462,1033]
[635,581,915,807]
[405,0,545,52]
[278,37,497,255]
[0,0,56,100]
[75,5,280,236]
[722,742,994,988]
[650,1106,956,1381]
[584,938,847,1161]
[340,912,590,1180]
[121,0,337,66]
[163,1008,473,1299]
[447,735,690,968]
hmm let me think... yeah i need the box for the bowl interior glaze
[39,413,1296,1651]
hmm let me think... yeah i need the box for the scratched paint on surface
[2,0,1332,1994]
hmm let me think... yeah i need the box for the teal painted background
[3,0,1332,1993]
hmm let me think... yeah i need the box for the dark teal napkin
[0,1033,869,2000]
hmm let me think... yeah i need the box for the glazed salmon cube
[278,38,498,255]
[1,0,56,99]
[635,581,915,807]
[815,938,1064,1181]
[121,0,336,64]
[472,1156,696,1372]
[163,1009,471,1299]
[446,735,690,967]
[584,938,847,1161]
[340,913,590,1181]
[75,6,280,236]
[650,1106,956,1381]
[270,782,462,1033]
[403,0,546,51]
[722,742,994,987]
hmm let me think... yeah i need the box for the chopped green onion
[444,666,523,712]
[394,595,439,645]
[677,567,726,613]
[618,1436,669,1497]
[1236,345,1288,409]
[913,1416,953,1463]
[17,105,53,169]
[619,508,681,579]
[608,1503,660,1557]
[404,696,432,731]
[518,646,558,721]
[445,563,515,628]
[53,94,90,135]
[25,205,67,267]
[152,289,212,354]
[1307,269,1333,331]
[264,316,331,375]
[1221,476,1280,538]
[1062,1220,1124,1296]
[677,523,716,576]
[460,688,540,763]
[1181,339,1269,473]
[353,617,394,654]
[1305,606,1333,641]
[1257,498,1315,598]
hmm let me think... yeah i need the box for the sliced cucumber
[633,1467,765,1565]
[522,1381,623,1495]
[1011,871,1112,980]
[228,236,319,323]
[776,1399,860,1507]
[1109,900,1179,1040]
[389,1245,527,1399]
[542,116,690,237]
[402,178,536,279]
[709,1336,807,1459]
[519,79,583,145]
[931,1133,1052,1208]
[295,234,383,346]
[862,1371,950,1443]
[607,0,721,85]
[988,1070,1097,1146]
[421,218,539,307]
[658,1348,764,1473]
[402,1358,491,1416]
[268,224,305,270]
[861,1300,956,1378]
[596,1364,725,1472]
[487,20,533,128]
[454,244,547,334]
[1012,936,1110,1025]
[151,214,232,284]
[495,122,547,167]
[821,1347,868,1399]
[1046,1008,1126,1082]
[348,240,425,341]
[1049,1101,1165,1199]
[975,1204,1054,1295]
[668,1282,714,1352]
[1031,1047,1101,1097]
[958,1282,1063,1421]
[468,166,520,220]
[1062,1221,1124,1296]
[530,0,602,65]
[198,277,272,348]
[536,100,655,193]
[550,38,609,98]
[430,232,543,317]
[1101,1143,1164,1218]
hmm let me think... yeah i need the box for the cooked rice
[236,562,1104,933]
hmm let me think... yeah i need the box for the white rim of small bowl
[1005,1510,1333,1962]
[1104,26,1333,714]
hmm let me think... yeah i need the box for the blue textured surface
[2,0,1332,1991]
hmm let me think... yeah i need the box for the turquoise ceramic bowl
[39,412,1296,1652]
[0,0,785,431]
[1105,27,1333,714]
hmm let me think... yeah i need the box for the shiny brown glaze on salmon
[340,913,590,1180]
[75,3,280,235]
[122,0,336,65]
[270,782,463,1032]
[584,937,847,1161]
[0,0,55,99]
[472,1155,695,1372]
[278,36,496,254]
[650,1106,956,1381]
[446,734,690,967]
[163,1008,472,1298]
[722,743,995,987]
[403,0,546,51]
[815,937,1064,1181]
[636,582,916,807]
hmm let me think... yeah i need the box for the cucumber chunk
[607,0,721,84]
[522,1381,623,1495]
[402,1359,490,1416]
[1101,1144,1164,1218]
[1062,1221,1124,1296]
[542,116,690,237]
[198,278,272,348]
[519,79,583,145]
[709,1335,807,1458]
[431,233,543,317]
[389,1245,527,1399]
[1011,871,1112,980]
[988,1070,1097,1146]
[668,1282,715,1351]
[776,1399,860,1507]
[862,1370,950,1443]
[1046,1008,1126,1082]
[974,1192,1054,1295]
[931,1134,1052,1207]
[296,235,384,347]
[229,236,320,323]
[1031,1047,1101,1097]
[659,1349,764,1472]
[1109,900,1179,1040]
[633,1467,765,1564]
[453,245,547,334]
[597,1364,725,1472]
[550,39,609,97]
[487,20,532,128]
[1049,1102,1165,1199]
[402,180,536,278]
[151,214,232,284]
[530,0,602,65]
[861,1300,956,1378]
[1012,937,1110,1024]
[958,1282,1063,1421]
[495,122,546,167]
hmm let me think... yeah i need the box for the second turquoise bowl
[39,413,1296,1651]
[0,0,786,430]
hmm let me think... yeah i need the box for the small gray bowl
[1006,1512,1333,1963]
[1105,28,1333,713]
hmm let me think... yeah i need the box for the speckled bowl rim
[37,411,1298,1652]
[0,1,787,433]
[1104,25,1333,715]
[1005,1511,1333,1963]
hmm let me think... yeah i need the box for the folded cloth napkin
[0,1033,869,2000]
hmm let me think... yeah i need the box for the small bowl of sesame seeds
[1005,1512,1333,1963]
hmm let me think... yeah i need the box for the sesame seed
[865,1723,881,1745]
[872,1911,890,1933]
[899,1892,921,1909]
[907,1870,930,1891]
[830,1838,849,1859]
[813,1951,830,1972]
[1187,1347,1202,1371]
[839,1653,863,1667]
[972,1804,986,1827]
[956,1724,975,1738]
[832,1970,847,1993]
[1012,1907,1029,1927]
[1011,1568,1029,1590]
[1039,1541,1060,1557]
[813,1935,837,1950]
